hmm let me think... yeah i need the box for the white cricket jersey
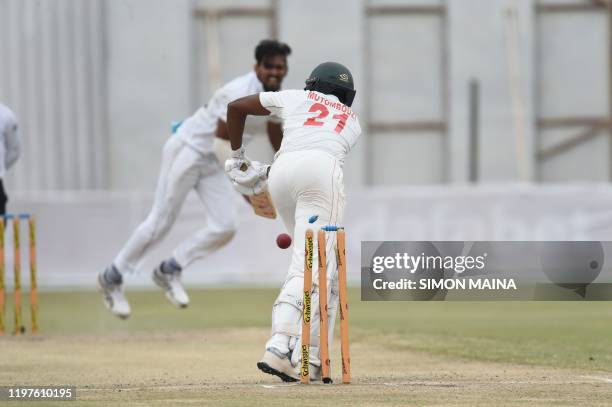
[259,90,361,165]
[176,71,272,154]
[0,104,20,179]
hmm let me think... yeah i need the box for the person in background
[98,40,291,319]
[0,103,21,215]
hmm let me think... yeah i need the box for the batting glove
[225,147,259,187]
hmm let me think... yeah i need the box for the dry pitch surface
[1,289,611,406]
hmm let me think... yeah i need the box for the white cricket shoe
[98,271,131,319]
[257,348,299,382]
[152,266,189,308]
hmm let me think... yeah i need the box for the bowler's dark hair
[255,40,291,64]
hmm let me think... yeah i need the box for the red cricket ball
[276,233,292,249]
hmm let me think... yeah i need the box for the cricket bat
[247,188,277,219]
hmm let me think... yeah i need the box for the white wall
[366,2,446,185]
[537,7,610,181]
[448,0,536,182]
[0,0,609,191]
[8,184,612,288]
[0,0,108,190]
[106,0,193,190]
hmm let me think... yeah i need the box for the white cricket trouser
[266,150,345,365]
[114,137,237,274]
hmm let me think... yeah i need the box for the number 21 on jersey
[303,103,349,134]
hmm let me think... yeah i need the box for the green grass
[3,289,612,406]
[353,300,612,371]
[10,288,612,372]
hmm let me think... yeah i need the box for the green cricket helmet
[304,62,356,107]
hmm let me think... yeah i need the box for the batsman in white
[224,62,361,381]
[98,40,291,319]
[0,103,20,215]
